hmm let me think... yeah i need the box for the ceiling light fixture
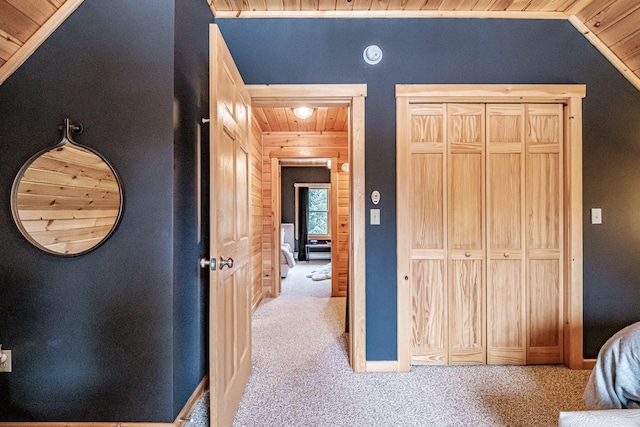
[293,107,314,120]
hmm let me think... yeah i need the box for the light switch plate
[370,209,380,225]
[591,208,602,225]
[0,350,12,372]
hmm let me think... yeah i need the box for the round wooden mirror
[11,119,124,256]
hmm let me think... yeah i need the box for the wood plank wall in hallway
[250,115,264,311]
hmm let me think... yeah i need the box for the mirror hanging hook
[58,118,84,139]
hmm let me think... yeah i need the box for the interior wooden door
[209,24,252,427]
[486,104,527,364]
[447,104,486,365]
[406,104,448,365]
[526,103,564,364]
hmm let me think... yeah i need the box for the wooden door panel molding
[397,84,586,371]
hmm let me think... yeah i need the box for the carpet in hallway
[189,262,591,426]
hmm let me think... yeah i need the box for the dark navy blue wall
[281,167,331,253]
[1,8,640,422]
[216,18,640,360]
[173,0,214,416]
[0,0,212,422]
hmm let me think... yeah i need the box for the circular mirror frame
[10,120,124,256]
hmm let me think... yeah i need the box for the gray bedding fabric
[583,321,640,410]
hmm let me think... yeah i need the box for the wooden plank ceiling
[253,106,349,132]
[0,0,84,85]
[0,0,639,91]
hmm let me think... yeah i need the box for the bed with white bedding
[280,223,296,278]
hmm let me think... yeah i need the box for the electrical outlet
[0,350,11,372]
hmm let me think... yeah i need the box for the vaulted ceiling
[1,0,639,91]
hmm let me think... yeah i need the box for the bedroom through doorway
[279,160,335,296]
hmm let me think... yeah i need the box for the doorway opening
[283,166,333,295]
[247,84,367,372]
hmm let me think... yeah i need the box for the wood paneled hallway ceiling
[0,0,639,90]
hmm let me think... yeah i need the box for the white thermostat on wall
[371,190,381,205]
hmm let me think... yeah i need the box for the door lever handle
[219,256,234,270]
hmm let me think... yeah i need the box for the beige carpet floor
[190,262,593,426]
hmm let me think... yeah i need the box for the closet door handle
[504,252,510,258]
[465,251,471,258]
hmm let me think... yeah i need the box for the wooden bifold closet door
[402,101,563,366]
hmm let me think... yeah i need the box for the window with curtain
[295,183,331,240]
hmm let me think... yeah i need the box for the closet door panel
[486,104,526,365]
[488,154,521,248]
[449,154,483,249]
[448,104,484,149]
[412,154,444,250]
[410,154,446,364]
[528,259,562,363]
[412,105,444,145]
[450,258,484,364]
[408,104,448,365]
[527,153,561,249]
[448,104,485,365]
[411,259,447,364]
[526,104,563,364]
[488,259,524,359]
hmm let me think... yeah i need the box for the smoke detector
[363,45,383,65]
